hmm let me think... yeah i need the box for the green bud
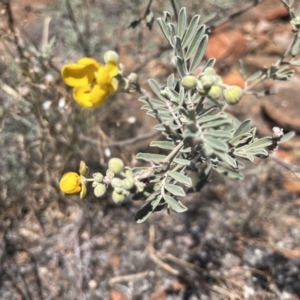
[94,183,107,198]
[291,17,300,33]
[112,190,126,203]
[124,168,133,177]
[122,177,135,190]
[181,75,198,89]
[104,50,119,64]
[93,172,104,183]
[111,177,123,188]
[223,86,243,105]
[200,75,216,89]
[108,158,124,174]
[208,85,222,99]
[128,73,138,84]
[204,67,216,76]
[196,80,204,93]
[114,186,124,193]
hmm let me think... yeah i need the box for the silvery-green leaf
[168,171,192,187]
[167,23,176,43]
[164,183,186,197]
[157,18,171,41]
[248,148,269,157]
[201,119,231,129]
[146,111,156,118]
[233,119,252,137]
[189,35,208,73]
[164,194,188,212]
[154,124,166,131]
[246,137,273,150]
[148,79,165,100]
[167,74,175,88]
[197,114,226,124]
[296,4,300,16]
[197,105,218,118]
[182,15,200,49]
[204,130,232,139]
[163,11,172,22]
[246,70,263,82]
[203,144,213,156]
[179,87,185,106]
[195,164,212,191]
[175,36,184,59]
[180,147,192,153]
[173,158,191,166]
[234,150,254,162]
[175,56,187,77]
[149,97,166,107]
[202,58,216,70]
[141,104,151,111]
[223,154,238,169]
[185,25,205,59]
[135,195,162,223]
[177,7,187,38]
[136,153,166,162]
[229,132,253,146]
[216,166,244,179]
[239,60,246,79]
[159,113,175,121]
[279,131,295,143]
[150,141,175,150]
[205,137,229,152]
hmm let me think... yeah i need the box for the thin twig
[170,0,178,22]
[65,0,90,56]
[109,271,149,285]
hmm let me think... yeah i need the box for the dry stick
[65,0,90,56]
[109,271,149,285]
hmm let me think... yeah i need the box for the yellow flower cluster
[61,52,120,108]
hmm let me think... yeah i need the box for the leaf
[167,23,176,44]
[157,18,170,41]
[197,114,226,124]
[246,137,273,150]
[167,74,175,88]
[149,97,166,107]
[195,164,212,191]
[229,132,253,146]
[203,130,232,139]
[164,195,188,212]
[202,58,216,70]
[177,7,187,38]
[168,171,192,186]
[175,36,184,59]
[164,183,186,197]
[173,158,191,166]
[279,131,295,143]
[150,141,175,150]
[201,119,231,129]
[136,153,166,162]
[189,35,208,73]
[135,196,162,223]
[205,137,229,152]
[182,15,200,49]
[179,87,185,106]
[148,79,165,100]
[185,25,205,59]
[174,56,187,78]
[233,119,252,137]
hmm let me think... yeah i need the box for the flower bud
[128,73,138,84]
[94,183,107,198]
[111,177,123,188]
[204,67,216,76]
[208,85,221,99]
[108,158,124,174]
[93,172,104,183]
[104,50,119,64]
[200,75,216,89]
[122,177,135,190]
[291,17,300,33]
[223,86,243,105]
[181,75,198,89]
[79,160,88,176]
[112,190,126,203]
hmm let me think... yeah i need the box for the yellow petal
[97,62,119,86]
[73,86,93,107]
[89,85,110,107]
[61,58,100,87]
[59,172,81,194]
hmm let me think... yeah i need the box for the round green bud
[124,168,133,177]
[122,177,135,190]
[111,177,123,188]
[200,75,216,89]
[223,86,243,105]
[128,73,138,84]
[208,85,222,99]
[112,190,126,203]
[181,75,198,90]
[204,67,216,76]
[93,172,104,183]
[94,183,107,198]
[104,50,119,64]
[114,186,124,194]
[196,80,204,93]
[108,158,124,174]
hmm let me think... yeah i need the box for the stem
[163,140,184,164]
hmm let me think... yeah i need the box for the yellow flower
[61,57,119,108]
[59,161,88,199]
